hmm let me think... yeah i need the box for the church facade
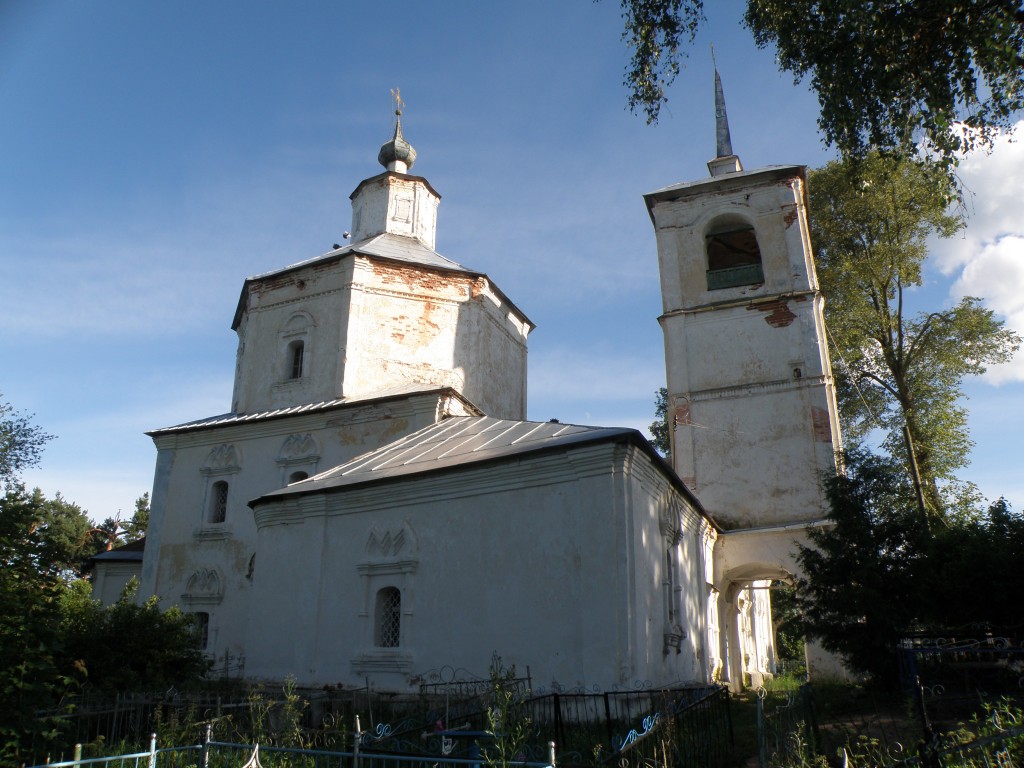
[127,89,840,692]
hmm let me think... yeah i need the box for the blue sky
[2,1,1022,521]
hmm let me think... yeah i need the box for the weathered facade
[120,94,842,692]
[644,72,842,686]
[245,417,716,689]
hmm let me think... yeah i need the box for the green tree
[796,449,1024,684]
[618,0,1024,170]
[808,153,1019,514]
[795,450,925,683]
[124,492,150,542]
[0,394,53,490]
[58,580,209,693]
[34,489,108,577]
[649,387,670,456]
[0,485,83,763]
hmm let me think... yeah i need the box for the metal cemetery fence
[755,683,818,768]
[30,740,554,768]
[596,685,732,768]
[899,626,1024,725]
[33,682,731,768]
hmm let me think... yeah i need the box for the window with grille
[375,587,401,648]
[288,340,305,379]
[209,480,228,524]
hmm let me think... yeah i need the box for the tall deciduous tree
[0,395,53,490]
[0,485,82,762]
[808,153,1019,513]
[618,0,1024,170]
[649,387,670,456]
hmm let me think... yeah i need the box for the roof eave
[250,427,716,529]
[643,164,807,222]
[146,387,482,437]
[348,170,442,202]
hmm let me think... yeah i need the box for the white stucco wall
[231,258,356,414]
[231,254,529,421]
[91,561,142,606]
[244,440,716,691]
[139,392,470,667]
[350,173,440,250]
[649,167,841,530]
[343,257,530,421]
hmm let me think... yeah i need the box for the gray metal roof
[90,537,146,562]
[232,232,533,331]
[147,384,479,436]
[248,232,473,282]
[645,164,804,199]
[252,416,643,505]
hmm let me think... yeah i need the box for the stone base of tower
[711,521,847,691]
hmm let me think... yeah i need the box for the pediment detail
[366,522,417,558]
[202,444,241,475]
[182,567,223,605]
[278,433,320,461]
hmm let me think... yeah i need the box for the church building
[126,81,841,692]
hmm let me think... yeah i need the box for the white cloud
[929,120,1024,383]
[950,235,1024,383]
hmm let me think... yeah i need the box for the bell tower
[644,70,841,531]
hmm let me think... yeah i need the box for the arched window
[288,470,308,484]
[288,340,305,379]
[208,480,228,524]
[375,587,401,648]
[279,312,313,384]
[705,217,764,290]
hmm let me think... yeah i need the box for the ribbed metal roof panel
[245,233,472,284]
[147,384,470,436]
[356,233,471,272]
[255,416,636,503]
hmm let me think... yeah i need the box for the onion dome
[378,112,417,173]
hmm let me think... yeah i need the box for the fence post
[353,714,362,768]
[553,693,563,751]
[756,693,766,768]
[72,744,82,767]
[603,692,613,754]
[202,722,212,768]
[547,740,556,767]
[914,676,941,768]
[148,733,157,768]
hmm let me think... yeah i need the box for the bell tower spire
[708,50,743,177]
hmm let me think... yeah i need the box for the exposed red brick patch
[674,402,691,425]
[750,299,797,327]
[783,206,799,228]
[811,406,832,443]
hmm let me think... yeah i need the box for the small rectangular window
[290,341,304,379]
[209,480,228,524]
[375,587,401,648]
